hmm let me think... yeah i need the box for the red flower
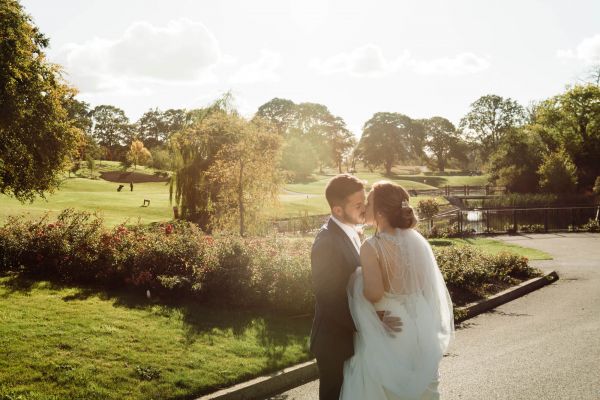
[165,224,174,235]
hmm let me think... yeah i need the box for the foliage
[148,146,172,171]
[255,98,356,173]
[89,105,132,160]
[460,94,526,159]
[254,97,298,136]
[531,84,600,190]
[0,210,540,314]
[594,176,600,195]
[170,98,282,235]
[417,198,440,219]
[538,148,578,193]
[126,140,152,170]
[422,116,466,172]
[435,245,539,302]
[207,117,282,236]
[0,209,312,313]
[481,193,595,208]
[0,0,82,201]
[581,218,600,232]
[280,135,318,181]
[136,108,186,148]
[358,112,425,174]
[487,128,545,192]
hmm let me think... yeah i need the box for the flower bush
[0,209,539,314]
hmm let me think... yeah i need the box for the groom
[310,174,401,400]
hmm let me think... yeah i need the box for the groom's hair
[325,174,365,208]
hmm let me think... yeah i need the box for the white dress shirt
[330,215,361,254]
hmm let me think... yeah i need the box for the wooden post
[571,208,576,230]
[464,185,467,196]
[544,208,549,232]
[486,210,490,233]
[513,209,517,233]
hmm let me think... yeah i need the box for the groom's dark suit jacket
[310,218,359,361]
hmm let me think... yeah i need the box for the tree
[137,108,186,148]
[0,0,82,201]
[127,140,152,170]
[170,95,282,235]
[538,148,578,194]
[531,84,600,190]
[85,155,96,179]
[487,128,545,193]
[254,98,297,136]
[423,117,465,172]
[208,117,282,236]
[460,95,526,160]
[89,105,131,160]
[358,112,424,175]
[281,136,318,180]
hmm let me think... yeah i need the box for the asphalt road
[268,233,600,400]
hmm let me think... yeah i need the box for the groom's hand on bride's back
[377,310,402,336]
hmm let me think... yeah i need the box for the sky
[20,0,600,137]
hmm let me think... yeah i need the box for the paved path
[269,233,600,400]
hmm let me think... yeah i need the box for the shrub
[417,199,440,219]
[519,224,546,233]
[581,218,600,232]
[538,148,578,194]
[0,210,540,314]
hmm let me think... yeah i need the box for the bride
[340,181,454,400]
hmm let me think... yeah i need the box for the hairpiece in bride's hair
[401,200,410,209]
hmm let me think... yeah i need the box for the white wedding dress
[340,228,454,400]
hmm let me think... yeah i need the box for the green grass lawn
[428,237,553,260]
[0,178,173,227]
[0,275,311,400]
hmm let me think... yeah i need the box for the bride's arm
[360,242,384,303]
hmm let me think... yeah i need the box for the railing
[421,206,600,236]
[408,185,506,197]
[272,214,330,234]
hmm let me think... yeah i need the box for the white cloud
[56,19,221,93]
[310,45,489,77]
[229,49,282,84]
[557,34,600,65]
[410,52,490,76]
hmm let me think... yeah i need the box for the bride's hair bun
[371,181,418,229]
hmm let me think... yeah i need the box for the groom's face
[334,190,366,225]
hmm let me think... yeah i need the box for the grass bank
[0,275,311,400]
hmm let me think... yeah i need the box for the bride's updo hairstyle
[371,181,418,229]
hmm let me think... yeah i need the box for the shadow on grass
[0,272,312,377]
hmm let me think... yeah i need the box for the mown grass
[0,275,311,400]
[0,178,173,227]
[1,169,467,224]
[428,237,553,260]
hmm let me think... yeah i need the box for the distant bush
[482,193,595,209]
[518,224,546,233]
[417,199,440,219]
[581,218,600,232]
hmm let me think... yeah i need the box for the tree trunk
[385,160,393,175]
[238,161,245,237]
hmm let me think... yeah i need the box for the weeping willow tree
[169,95,282,235]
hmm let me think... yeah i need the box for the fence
[408,185,506,197]
[421,206,600,236]
[272,214,330,234]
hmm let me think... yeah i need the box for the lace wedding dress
[340,228,454,400]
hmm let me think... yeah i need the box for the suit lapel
[327,218,360,268]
